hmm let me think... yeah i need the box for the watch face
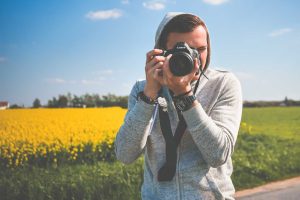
[177,100,185,110]
[174,95,196,111]
[175,99,185,111]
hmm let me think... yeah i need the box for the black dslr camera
[159,42,200,76]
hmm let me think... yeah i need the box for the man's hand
[144,49,166,100]
[155,55,201,96]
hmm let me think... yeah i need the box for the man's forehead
[167,26,207,48]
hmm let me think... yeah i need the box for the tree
[48,97,58,108]
[67,92,73,107]
[118,96,128,108]
[72,95,82,107]
[48,100,53,108]
[52,97,58,108]
[83,93,95,107]
[57,95,68,108]
[94,94,102,107]
[33,98,41,108]
[9,104,22,109]
[284,96,290,106]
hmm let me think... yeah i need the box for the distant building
[0,101,9,110]
[279,102,287,107]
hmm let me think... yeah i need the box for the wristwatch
[173,94,196,111]
[138,91,157,105]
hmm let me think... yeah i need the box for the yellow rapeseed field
[0,107,127,167]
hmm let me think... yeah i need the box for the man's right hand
[144,49,165,100]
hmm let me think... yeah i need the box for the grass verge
[0,133,299,199]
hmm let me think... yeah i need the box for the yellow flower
[0,107,126,167]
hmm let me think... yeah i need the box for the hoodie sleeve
[114,80,156,164]
[182,72,243,168]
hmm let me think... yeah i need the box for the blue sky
[1,0,299,106]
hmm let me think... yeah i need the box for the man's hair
[158,14,211,70]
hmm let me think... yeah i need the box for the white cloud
[95,69,114,75]
[81,79,103,85]
[203,0,229,5]
[85,9,123,21]
[143,1,166,10]
[214,66,230,71]
[46,70,114,86]
[121,0,130,4]
[69,80,77,84]
[0,57,6,63]
[268,28,292,37]
[46,77,105,85]
[46,78,67,84]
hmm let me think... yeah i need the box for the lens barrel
[169,52,194,76]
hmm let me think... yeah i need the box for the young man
[115,12,243,200]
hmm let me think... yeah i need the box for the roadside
[235,176,300,200]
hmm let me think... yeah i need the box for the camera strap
[157,73,204,182]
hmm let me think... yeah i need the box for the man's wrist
[173,94,197,112]
[144,85,159,100]
[138,91,157,105]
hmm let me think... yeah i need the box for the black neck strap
[157,72,206,182]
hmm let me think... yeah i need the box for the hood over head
[154,12,211,71]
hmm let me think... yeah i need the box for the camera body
[159,42,200,76]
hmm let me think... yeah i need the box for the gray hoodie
[115,12,243,200]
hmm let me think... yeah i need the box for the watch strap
[138,91,157,105]
[173,94,196,111]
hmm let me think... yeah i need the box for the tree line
[8,95,300,109]
[46,93,128,108]
[243,97,300,107]
[10,93,128,109]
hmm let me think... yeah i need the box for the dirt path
[235,176,300,200]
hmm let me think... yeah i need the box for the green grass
[241,107,300,139]
[0,159,144,200]
[233,106,300,189]
[232,133,300,190]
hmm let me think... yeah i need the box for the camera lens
[169,52,194,76]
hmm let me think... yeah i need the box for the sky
[0,0,300,106]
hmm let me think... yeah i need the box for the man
[115,12,242,200]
